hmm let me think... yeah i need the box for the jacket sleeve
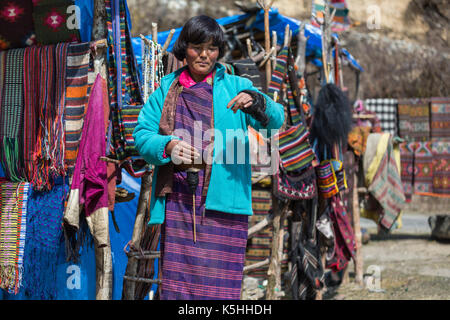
[133,85,179,166]
[235,76,285,135]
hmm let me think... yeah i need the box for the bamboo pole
[122,171,152,300]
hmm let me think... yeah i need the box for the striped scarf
[64,42,90,175]
[106,0,144,171]
[24,43,69,191]
[0,179,30,294]
[0,49,26,182]
[268,47,288,101]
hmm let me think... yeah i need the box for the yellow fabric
[364,133,390,187]
[393,141,403,229]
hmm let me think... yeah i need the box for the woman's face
[186,39,219,78]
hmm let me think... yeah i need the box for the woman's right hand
[165,140,201,165]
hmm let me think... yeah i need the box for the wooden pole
[266,199,289,300]
[162,29,175,55]
[92,0,112,301]
[352,171,364,286]
[152,22,158,44]
[122,171,152,300]
[257,0,275,91]
[295,22,308,77]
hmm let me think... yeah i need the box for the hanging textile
[0,48,26,182]
[430,97,450,139]
[413,141,434,194]
[290,199,325,300]
[363,98,398,136]
[398,98,430,142]
[231,58,263,91]
[363,133,405,230]
[26,43,69,191]
[0,0,36,50]
[326,196,355,271]
[267,47,288,101]
[64,42,90,175]
[32,0,80,45]
[64,74,112,299]
[22,181,67,299]
[431,140,450,196]
[311,0,351,32]
[399,141,415,202]
[105,0,145,176]
[0,179,30,294]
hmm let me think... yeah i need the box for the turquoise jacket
[133,63,284,225]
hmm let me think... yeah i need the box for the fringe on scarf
[0,137,24,182]
[0,265,23,295]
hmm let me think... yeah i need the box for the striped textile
[364,98,398,136]
[160,81,249,300]
[399,141,415,202]
[0,179,30,294]
[413,142,434,194]
[430,97,450,139]
[23,43,69,190]
[277,124,316,172]
[267,47,288,101]
[431,140,450,196]
[64,42,90,175]
[398,98,430,142]
[0,48,25,182]
[311,0,351,32]
[105,0,143,163]
[245,189,272,278]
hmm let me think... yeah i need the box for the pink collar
[179,69,213,88]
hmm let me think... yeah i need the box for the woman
[133,15,284,300]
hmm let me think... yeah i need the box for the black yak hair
[310,83,352,154]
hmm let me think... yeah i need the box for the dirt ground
[326,213,450,300]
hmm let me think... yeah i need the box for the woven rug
[0,179,30,294]
[64,42,90,175]
[430,97,450,139]
[0,0,36,50]
[364,98,398,136]
[431,140,450,196]
[32,0,80,45]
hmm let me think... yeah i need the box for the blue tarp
[131,7,363,74]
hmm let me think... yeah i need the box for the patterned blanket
[414,142,434,194]
[364,98,398,136]
[431,140,450,196]
[0,0,36,50]
[0,179,30,294]
[364,133,405,230]
[430,97,450,139]
[398,98,430,142]
[399,141,415,202]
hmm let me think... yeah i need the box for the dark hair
[172,15,226,61]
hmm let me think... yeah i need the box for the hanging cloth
[0,179,30,294]
[105,0,146,177]
[0,48,26,182]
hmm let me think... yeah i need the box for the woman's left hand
[227,92,254,113]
